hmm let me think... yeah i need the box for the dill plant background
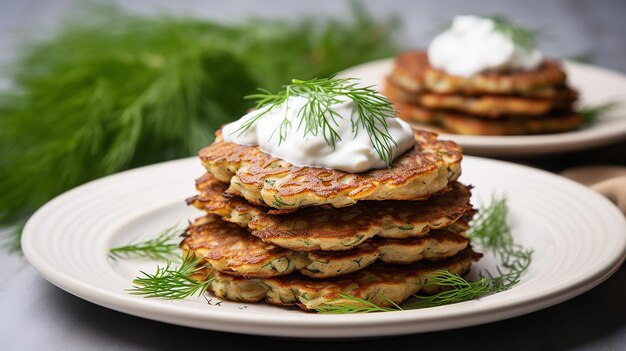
[0,3,399,250]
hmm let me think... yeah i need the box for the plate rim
[21,156,626,337]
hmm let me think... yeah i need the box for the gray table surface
[2,1,626,350]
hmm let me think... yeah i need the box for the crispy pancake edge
[205,247,481,310]
[182,215,470,279]
[393,101,583,136]
[199,129,462,210]
[383,78,577,118]
[189,174,475,251]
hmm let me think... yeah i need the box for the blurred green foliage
[0,3,399,251]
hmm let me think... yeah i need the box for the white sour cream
[222,96,415,173]
[428,15,543,77]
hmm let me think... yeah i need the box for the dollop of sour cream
[222,96,415,173]
[428,15,543,77]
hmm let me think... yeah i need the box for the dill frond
[315,293,401,314]
[578,102,620,124]
[405,273,492,308]
[239,77,398,165]
[109,225,183,261]
[467,195,510,250]
[129,253,214,299]
[489,16,539,51]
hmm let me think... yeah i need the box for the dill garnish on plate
[112,195,533,313]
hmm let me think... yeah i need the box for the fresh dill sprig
[238,77,398,165]
[567,51,595,64]
[469,195,533,289]
[315,195,534,313]
[129,253,214,299]
[467,195,510,249]
[489,16,539,51]
[109,225,182,261]
[404,274,492,309]
[578,102,620,124]
[315,293,401,314]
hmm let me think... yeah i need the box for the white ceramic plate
[338,59,626,157]
[22,157,626,338]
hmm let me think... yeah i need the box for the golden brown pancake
[383,78,577,118]
[182,215,470,279]
[394,102,583,135]
[198,247,481,311]
[187,174,474,251]
[198,129,462,210]
[389,50,567,97]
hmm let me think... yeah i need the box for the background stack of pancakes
[384,50,584,135]
[182,129,480,311]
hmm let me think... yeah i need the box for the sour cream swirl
[428,15,543,77]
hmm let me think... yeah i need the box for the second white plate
[339,59,626,157]
[21,156,626,338]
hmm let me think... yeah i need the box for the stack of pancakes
[383,50,583,135]
[182,129,481,311]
